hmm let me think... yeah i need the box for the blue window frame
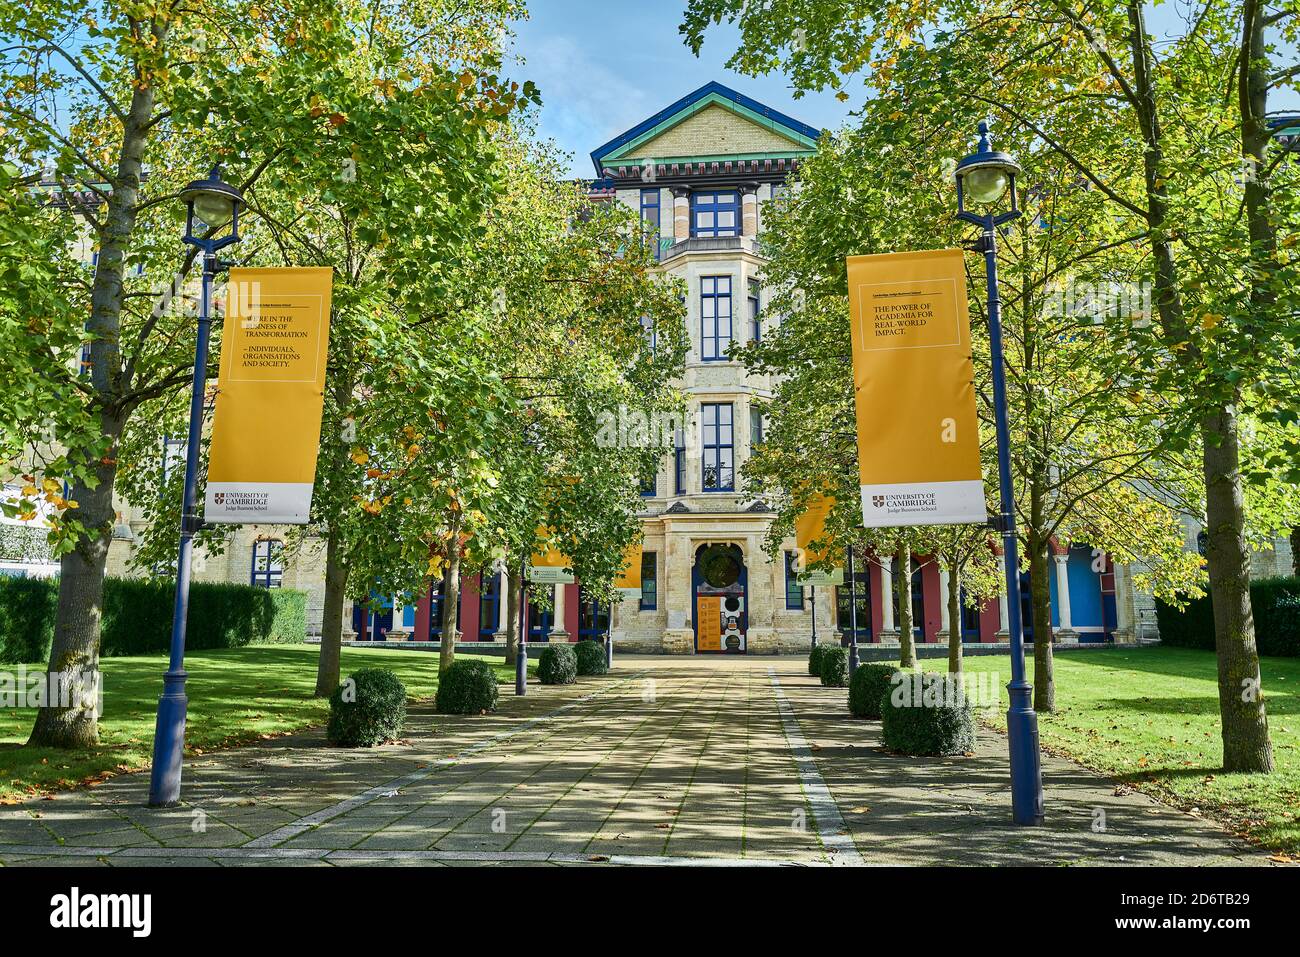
[784,551,804,609]
[640,469,657,497]
[641,188,661,258]
[478,572,500,639]
[750,408,763,448]
[251,539,283,588]
[674,427,686,495]
[701,402,734,492]
[639,552,658,610]
[748,279,761,341]
[578,587,609,640]
[700,276,732,361]
[691,190,739,238]
[428,577,462,638]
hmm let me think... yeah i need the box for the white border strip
[767,668,865,866]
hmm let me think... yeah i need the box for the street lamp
[147,165,244,807]
[955,121,1044,826]
[515,553,529,696]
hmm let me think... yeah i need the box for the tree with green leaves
[0,0,529,744]
[685,0,1296,761]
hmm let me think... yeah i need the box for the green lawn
[945,647,1300,855]
[0,645,525,803]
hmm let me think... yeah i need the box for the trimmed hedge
[808,643,829,677]
[574,639,608,676]
[327,668,407,747]
[538,643,578,685]
[0,575,56,663]
[0,575,306,663]
[1156,576,1300,657]
[881,673,976,756]
[819,646,849,687]
[435,659,500,715]
[848,662,899,719]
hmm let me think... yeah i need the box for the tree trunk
[29,61,161,748]
[504,557,520,667]
[439,513,463,674]
[896,546,916,668]
[27,412,123,747]
[1202,406,1274,772]
[1123,0,1271,771]
[314,532,348,696]
[1026,529,1055,713]
[1291,528,1300,579]
[947,558,962,674]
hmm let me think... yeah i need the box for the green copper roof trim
[602,150,813,169]
[602,92,819,163]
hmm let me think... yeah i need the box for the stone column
[746,537,778,654]
[938,568,951,632]
[877,556,899,643]
[996,555,1010,638]
[672,187,690,242]
[493,567,509,641]
[550,582,569,640]
[661,529,694,654]
[1053,553,1078,642]
[739,184,758,237]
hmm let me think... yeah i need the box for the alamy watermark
[0,666,102,718]
[889,671,1000,709]
[1042,279,1152,326]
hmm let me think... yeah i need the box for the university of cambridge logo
[872,495,885,508]
[214,493,225,505]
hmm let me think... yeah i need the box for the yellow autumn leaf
[350,449,369,466]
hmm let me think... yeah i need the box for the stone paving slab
[0,655,1278,867]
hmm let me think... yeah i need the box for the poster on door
[696,595,722,651]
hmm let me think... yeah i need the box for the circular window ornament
[700,544,742,588]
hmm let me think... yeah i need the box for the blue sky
[509,1,1299,177]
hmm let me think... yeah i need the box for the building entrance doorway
[692,543,747,653]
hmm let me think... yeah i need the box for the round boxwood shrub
[807,643,829,677]
[435,658,500,715]
[848,662,900,719]
[537,643,578,685]
[327,668,407,747]
[574,639,608,676]
[880,672,976,756]
[819,646,849,687]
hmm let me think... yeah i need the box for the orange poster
[697,596,722,651]
[847,249,986,527]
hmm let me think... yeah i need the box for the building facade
[85,85,1297,651]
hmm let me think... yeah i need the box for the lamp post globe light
[954,122,1045,827]
[147,165,244,807]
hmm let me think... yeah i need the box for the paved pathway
[0,656,1270,866]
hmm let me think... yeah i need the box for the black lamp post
[954,122,1044,826]
[147,166,244,807]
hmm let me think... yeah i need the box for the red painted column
[920,557,942,643]
[979,598,1000,643]
[868,555,883,642]
[460,572,482,642]
[562,582,579,641]
[414,588,432,642]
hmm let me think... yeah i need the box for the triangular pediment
[590,82,819,174]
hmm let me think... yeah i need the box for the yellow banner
[794,493,843,586]
[205,267,333,524]
[614,540,642,599]
[530,525,574,583]
[847,249,985,527]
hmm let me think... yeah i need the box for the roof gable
[590,82,820,175]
